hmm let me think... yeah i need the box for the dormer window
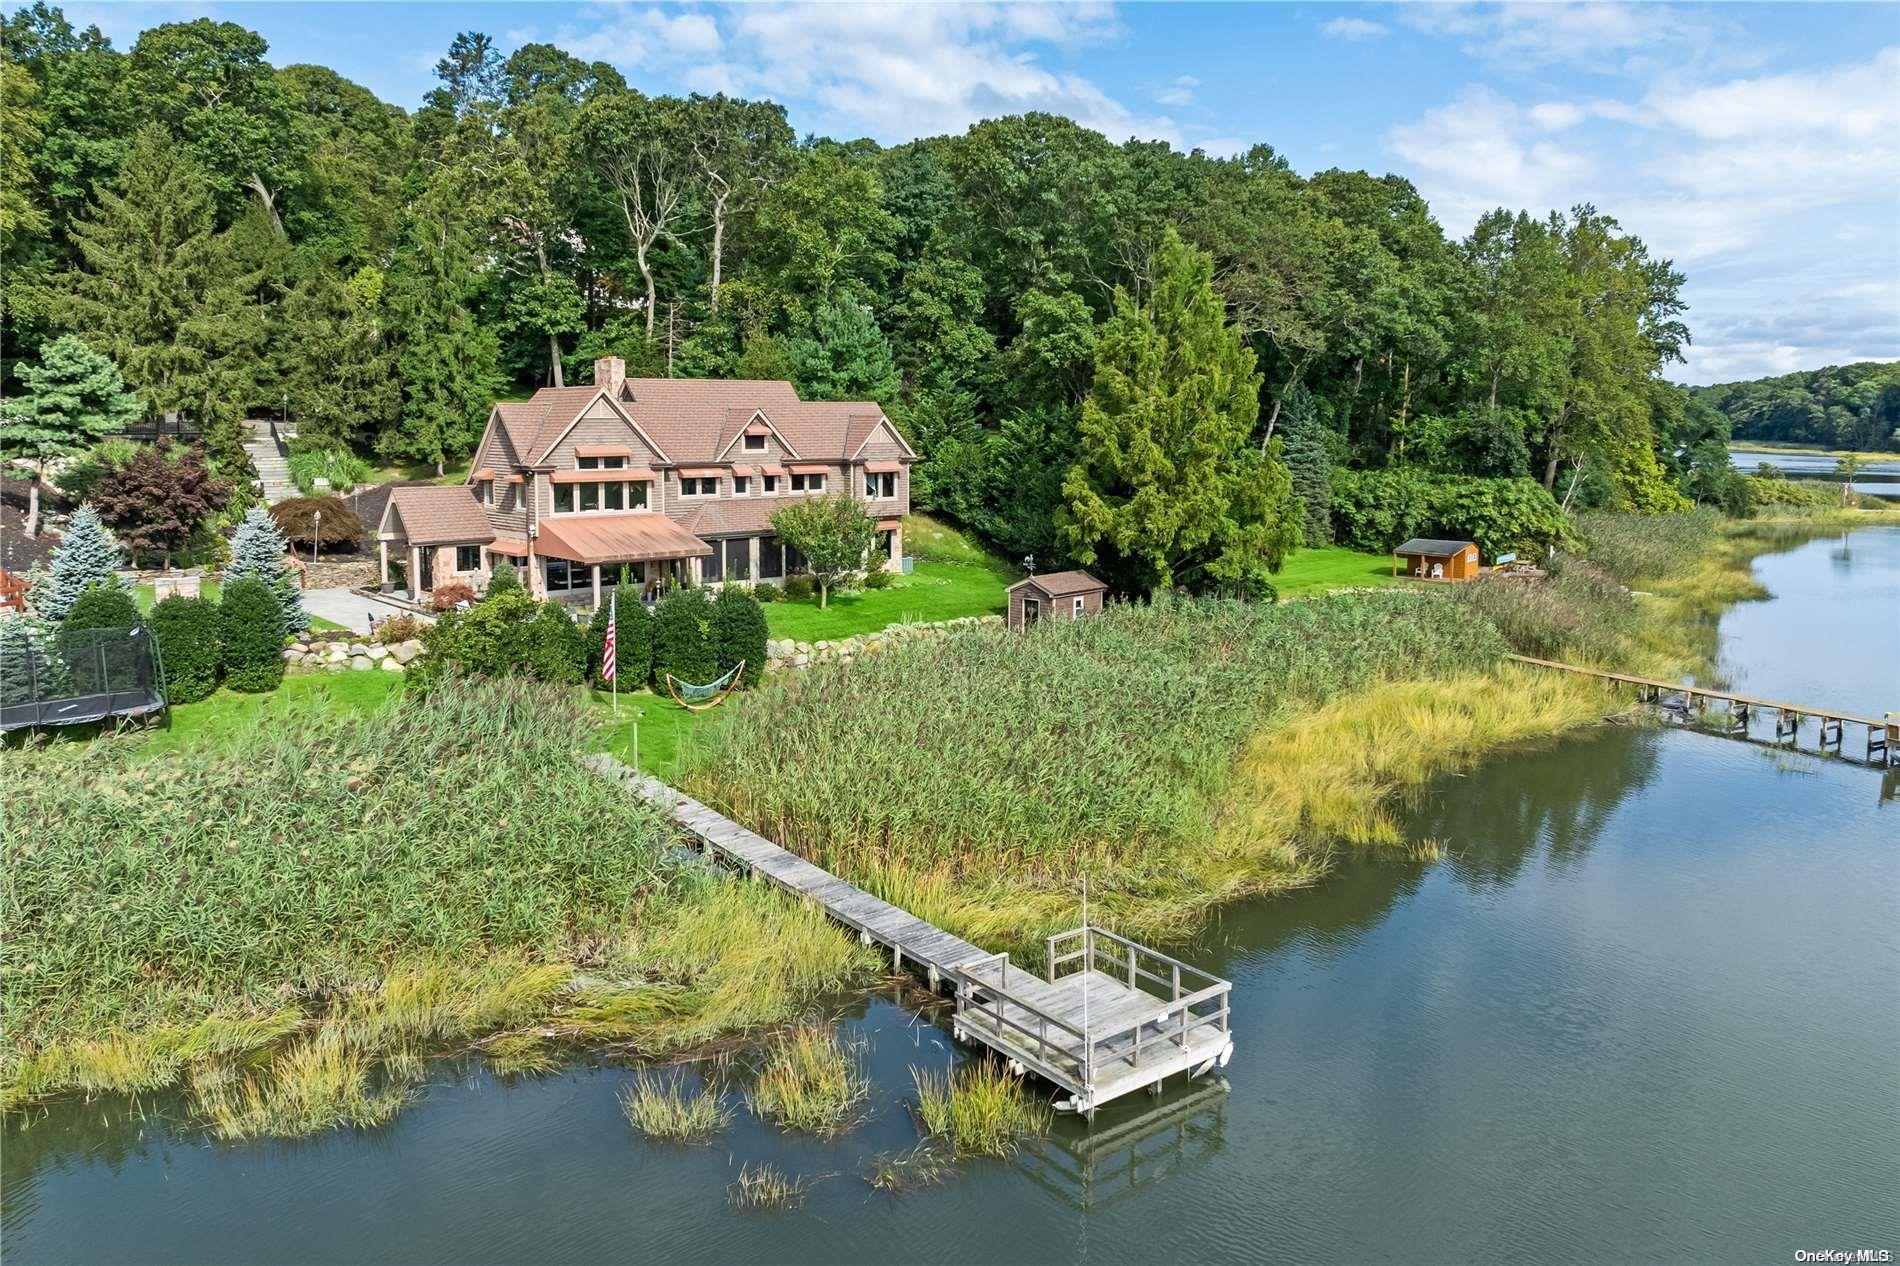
[743,433,767,452]
[577,455,627,470]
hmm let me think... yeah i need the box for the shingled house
[376,357,915,605]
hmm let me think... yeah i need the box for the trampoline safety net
[0,621,167,733]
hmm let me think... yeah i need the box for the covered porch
[528,513,713,608]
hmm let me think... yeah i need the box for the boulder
[380,657,404,672]
[349,655,375,671]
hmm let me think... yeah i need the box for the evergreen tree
[709,584,767,687]
[485,557,523,596]
[280,265,399,451]
[218,574,285,692]
[55,125,256,457]
[651,586,715,686]
[29,504,126,623]
[1060,229,1300,597]
[4,336,143,535]
[0,613,67,705]
[789,297,901,403]
[225,504,308,634]
[149,592,222,702]
[1280,384,1333,548]
[587,584,652,688]
[384,218,504,475]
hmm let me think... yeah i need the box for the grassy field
[764,560,1010,640]
[1273,546,1399,596]
[583,684,722,778]
[136,670,405,758]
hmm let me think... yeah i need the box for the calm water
[7,532,1898,1265]
[1730,448,1900,498]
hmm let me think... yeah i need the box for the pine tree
[789,298,901,403]
[54,126,256,455]
[4,336,143,535]
[225,505,308,634]
[29,505,126,623]
[1281,384,1333,548]
[1060,228,1301,598]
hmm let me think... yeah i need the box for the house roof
[1008,569,1104,598]
[383,486,496,546]
[536,513,713,565]
[494,379,913,470]
[679,498,783,539]
[1394,538,1476,557]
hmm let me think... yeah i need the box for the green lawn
[763,560,1011,641]
[1273,546,1398,597]
[583,686,724,778]
[135,670,405,758]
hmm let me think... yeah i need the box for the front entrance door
[1022,597,1041,626]
[417,549,435,595]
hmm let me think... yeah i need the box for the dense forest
[2,7,1717,574]
[1694,362,1900,453]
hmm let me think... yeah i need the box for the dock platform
[586,755,1232,1114]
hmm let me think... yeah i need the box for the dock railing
[955,930,1233,1088]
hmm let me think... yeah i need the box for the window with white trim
[478,479,494,507]
[790,472,825,493]
[577,454,628,470]
[763,474,779,494]
[455,545,482,572]
[733,475,750,494]
[864,470,896,499]
[742,433,767,451]
[1072,596,1085,616]
[680,475,719,496]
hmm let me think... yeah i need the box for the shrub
[652,587,716,685]
[219,576,287,692]
[485,560,523,596]
[56,438,143,503]
[710,586,767,687]
[1745,476,1836,509]
[149,594,222,702]
[1330,468,1571,558]
[270,496,365,553]
[862,559,895,590]
[286,445,374,496]
[431,580,477,611]
[59,582,140,635]
[781,574,815,602]
[751,581,780,603]
[587,585,653,688]
[372,614,428,645]
[520,604,586,685]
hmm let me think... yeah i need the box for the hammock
[663,661,745,711]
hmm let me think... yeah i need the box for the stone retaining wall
[283,634,425,674]
[766,614,1002,671]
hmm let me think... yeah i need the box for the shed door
[1022,597,1041,626]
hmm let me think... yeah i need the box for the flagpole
[610,590,618,717]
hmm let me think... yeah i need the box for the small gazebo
[1393,538,1481,582]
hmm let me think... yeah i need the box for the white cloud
[1385,87,1596,228]
[1399,1,1715,72]
[1155,74,1198,106]
[555,6,723,64]
[1321,17,1388,42]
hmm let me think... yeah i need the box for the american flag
[602,590,617,683]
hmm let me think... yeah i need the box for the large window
[784,541,808,574]
[455,545,482,572]
[759,535,783,579]
[701,540,723,582]
[864,470,896,499]
[554,483,575,513]
[544,558,594,592]
[680,475,719,496]
[725,538,751,580]
[554,479,647,513]
[790,472,825,493]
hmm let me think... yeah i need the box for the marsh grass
[864,1143,953,1193]
[747,1027,869,1135]
[4,682,878,1128]
[621,1071,732,1142]
[727,1162,815,1209]
[911,1060,1050,1157]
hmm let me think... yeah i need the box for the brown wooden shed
[1393,538,1481,582]
[1007,570,1106,629]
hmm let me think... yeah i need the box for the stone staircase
[243,419,296,505]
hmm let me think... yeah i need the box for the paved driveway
[303,587,418,633]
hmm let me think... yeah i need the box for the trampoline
[0,622,168,734]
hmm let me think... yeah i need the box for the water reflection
[1020,1080,1229,1212]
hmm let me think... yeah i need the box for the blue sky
[60,1,1900,384]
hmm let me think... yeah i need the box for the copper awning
[575,444,632,458]
[789,464,829,475]
[679,467,723,479]
[551,468,656,484]
[877,518,902,530]
[730,465,757,476]
[536,513,712,565]
[864,461,902,473]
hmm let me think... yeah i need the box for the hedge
[587,584,653,688]
[219,576,286,693]
[710,586,767,687]
[652,587,716,686]
[149,594,222,702]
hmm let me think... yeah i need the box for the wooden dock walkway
[1507,654,1896,766]
[584,755,1233,1114]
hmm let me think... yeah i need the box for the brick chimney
[595,356,625,397]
